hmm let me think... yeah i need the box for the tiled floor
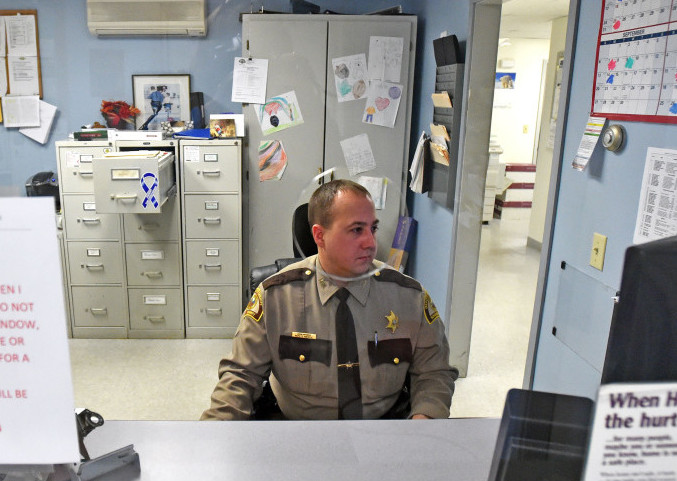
[69,216,541,420]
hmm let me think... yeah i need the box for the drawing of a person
[365,105,375,123]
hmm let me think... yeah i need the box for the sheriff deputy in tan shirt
[201,180,458,420]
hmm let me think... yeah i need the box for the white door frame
[446,0,581,381]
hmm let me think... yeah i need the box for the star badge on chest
[385,311,399,333]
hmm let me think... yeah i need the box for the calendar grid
[592,0,677,123]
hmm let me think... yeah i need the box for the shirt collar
[314,258,372,307]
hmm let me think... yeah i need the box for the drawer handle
[142,271,163,278]
[203,263,222,270]
[140,222,160,231]
[78,171,94,176]
[205,308,222,316]
[202,217,221,224]
[202,170,221,176]
[146,315,166,323]
[80,218,101,224]
[90,307,108,316]
[111,193,138,202]
[83,263,104,270]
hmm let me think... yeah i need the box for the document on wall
[332,53,368,102]
[7,56,40,96]
[0,61,8,97]
[368,36,403,82]
[340,133,376,176]
[0,198,79,465]
[572,115,606,171]
[583,382,677,481]
[231,57,268,104]
[0,17,6,62]
[357,176,387,210]
[1,95,40,127]
[19,100,57,144]
[6,14,37,57]
[633,147,677,244]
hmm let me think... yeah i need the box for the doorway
[448,0,571,418]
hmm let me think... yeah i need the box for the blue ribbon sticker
[141,173,159,208]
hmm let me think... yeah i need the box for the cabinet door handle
[90,307,108,315]
[80,218,101,224]
[202,217,221,224]
[205,308,223,316]
[78,170,94,176]
[203,263,222,270]
[142,271,163,278]
[111,193,138,202]
[84,263,104,269]
[146,315,166,323]
[202,170,221,176]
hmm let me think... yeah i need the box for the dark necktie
[335,287,363,419]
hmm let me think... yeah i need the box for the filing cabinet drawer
[185,240,239,285]
[123,195,180,242]
[182,143,240,192]
[63,195,121,239]
[93,151,176,214]
[128,288,183,330]
[125,242,181,286]
[58,144,113,193]
[184,194,239,239]
[187,286,242,328]
[71,286,127,327]
[67,241,124,284]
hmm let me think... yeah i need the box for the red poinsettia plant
[100,100,141,128]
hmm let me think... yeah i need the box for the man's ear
[312,224,324,248]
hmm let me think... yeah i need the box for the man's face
[313,190,378,278]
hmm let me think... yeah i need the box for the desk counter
[85,418,500,481]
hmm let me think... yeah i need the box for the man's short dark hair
[308,179,372,228]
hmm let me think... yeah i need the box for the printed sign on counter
[0,198,79,465]
[583,382,677,481]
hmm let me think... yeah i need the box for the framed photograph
[132,74,191,130]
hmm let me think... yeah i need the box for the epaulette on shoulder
[263,267,314,289]
[374,268,422,291]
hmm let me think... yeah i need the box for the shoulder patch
[373,268,422,291]
[423,290,441,324]
[244,285,264,322]
[262,267,314,290]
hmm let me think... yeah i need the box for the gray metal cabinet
[242,14,417,273]
[180,139,244,338]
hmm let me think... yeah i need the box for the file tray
[93,150,176,214]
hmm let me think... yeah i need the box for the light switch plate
[590,233,607,271]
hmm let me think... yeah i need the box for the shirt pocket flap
[367,338,412,366]
[279,335,332,366]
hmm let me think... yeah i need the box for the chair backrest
[292,203,317,258]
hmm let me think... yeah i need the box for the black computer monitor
[487,389,593,481]
[601,235,677,384]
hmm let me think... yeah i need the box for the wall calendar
[592,0,677,123]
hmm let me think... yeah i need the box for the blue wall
[532,0,677,397]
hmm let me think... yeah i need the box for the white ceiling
[500,0,570,39]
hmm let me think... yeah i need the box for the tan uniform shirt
[201,256,457,420]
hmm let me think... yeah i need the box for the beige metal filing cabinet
[180,139,244,338]
[56,140,126,338]
[57,140,185,339]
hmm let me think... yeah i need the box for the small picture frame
[132,74,191,130]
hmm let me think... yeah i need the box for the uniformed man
[201,180,458,420]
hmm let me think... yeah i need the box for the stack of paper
[409,131,427,193]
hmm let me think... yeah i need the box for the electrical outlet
[590,233,607,271]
